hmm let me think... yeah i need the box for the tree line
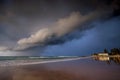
[104,48,120,55]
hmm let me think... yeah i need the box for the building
[93,53,109,61]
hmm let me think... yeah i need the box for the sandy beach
[0,58,120,80]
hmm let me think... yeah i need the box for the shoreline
[0,56,91,67]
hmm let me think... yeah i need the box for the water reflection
[111,56,120,64]
[92,55,120,64]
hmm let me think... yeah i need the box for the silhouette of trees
[110,48,120,55]
[110,48,120,64]
[104,49,109,53]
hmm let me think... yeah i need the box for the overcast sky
[0,0,120,56]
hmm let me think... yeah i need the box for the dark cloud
[0,0,120,56]
[42,16,120,56]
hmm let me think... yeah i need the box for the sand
[0,59,120,80]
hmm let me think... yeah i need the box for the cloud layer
[42,16,120,56]
[0,46,9,51]
[0,0,120,56]
[16,11,104,50]
[0,9,111,52]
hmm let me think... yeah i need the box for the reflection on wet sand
[92,55,120,64]
[0,65,87,80]
[111,56,120,64]
[92,48,120,64]
[0,58,120,80]
[12,67,82,80]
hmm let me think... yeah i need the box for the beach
[0,58,120,80]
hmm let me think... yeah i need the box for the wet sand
[0,58,120,80]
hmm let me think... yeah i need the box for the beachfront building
[93,53,109,61]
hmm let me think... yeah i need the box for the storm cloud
[0,0,120,56]
[42,16,120,56]
[16,12,90,49]
[13,10,109,51]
